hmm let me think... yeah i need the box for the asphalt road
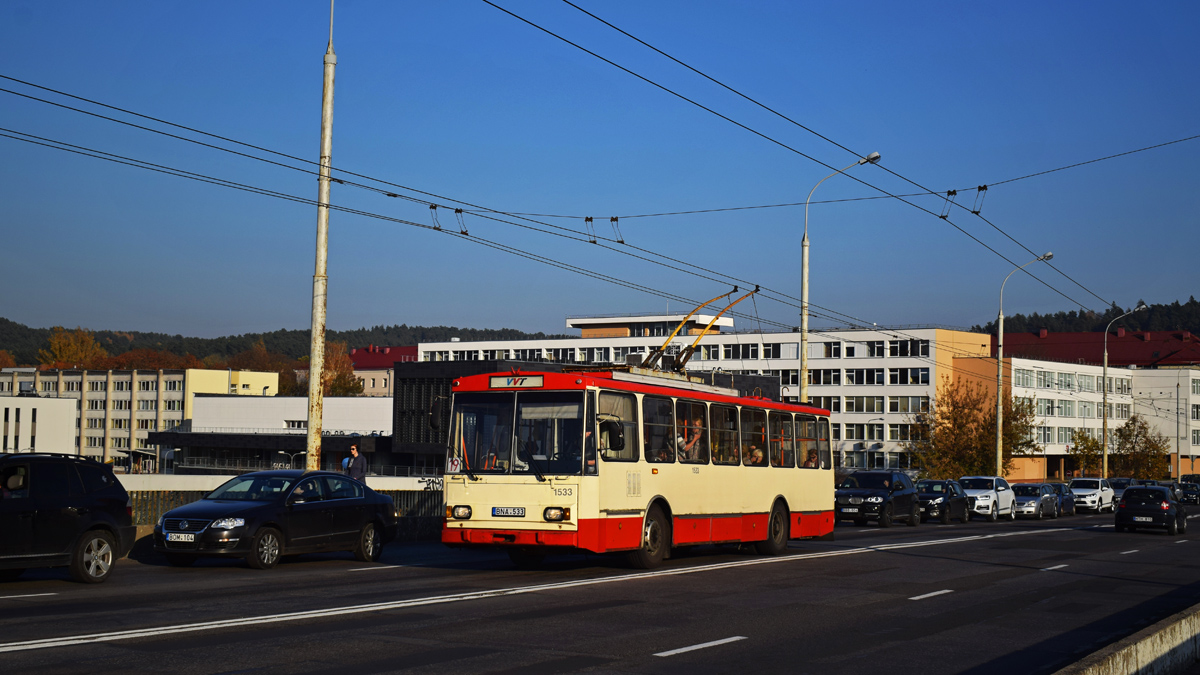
[3,511,1200,675]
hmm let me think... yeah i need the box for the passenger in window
[803,450,819,468]
[680,416,705,461]
[745,446,765,465]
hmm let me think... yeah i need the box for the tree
[94,348,204,371]
[37,326,107,368]
[323,341,363,396]
[1067,429,1103,477]
[0,349,15,368]
[905,376,1040,479]
[1110,414,1171,478]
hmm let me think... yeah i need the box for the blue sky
[1,1,1197,338]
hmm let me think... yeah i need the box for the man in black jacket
[346,444,367,482]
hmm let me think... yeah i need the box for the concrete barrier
[1055,602,1200,675]
[116,473,439,492]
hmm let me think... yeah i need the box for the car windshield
[208,475,296,501]
[1135,479,1159,486]
[917,481,945,493]
[1110,479,1131,489]
[1123,488,1165,504]
[840,474,891,490]
[1013,485,1041,497]
[1181,484,1199,491]
[1071,479,1099,490]
[959,478,995,491]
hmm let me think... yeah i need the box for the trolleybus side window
[514,391,585,476]
[797,415,818,469]
[598,391,638,462]
[676,400,709,465]
[769,411,795,468]
[643,396,675,463]
[449,392,514,474]
[711,404,740,465]
[817,417,833,470]
[741,408,767,466]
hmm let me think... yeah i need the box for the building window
[700,345,721,361]
[548,348,576,363]
[888,368,929,385]
[779,370,800,386]
[580,347,610,363]
[846,368,885,385]
[165,400,183,412]
[1038,426,1054,444]
[453,350,480,361]
[1194,429,1200,446]
[844,345,857,358]
[64,381,81,392]
[889,424,911,441]
[763,343,783,359]
[164,380,183,391]
[87,399,104,410]
[138,400,156,411]
[811,396,840,413]
[888,396,929,414]
[820,342,840,359]
[612,346,644,362]
[830,423,841,441]
[866,341,885,357]
[1078,401,1095,418]
[1193,379,1200,396]
[512,348,542,361]
[1037,399,1056,417]
[1036,371,1054,389]
[423,351,450,362]
[1078,375,1095,393]
[1116,379,1132,395]
[481,349,509,360]
[112,418,129,430]
[112,400,131,411]
[723,344,758,360]
[888,339,929,358]
[1057,372,1075,390]
[808,369,841,386]
[86,418,103,429]
[41,381,56,392]
[88,381,105,392]
[86,436,103,448]
[845,396,885,413]
[286,420,307,429]
[1057,427,1074,444]
[138,380,157,391]
[111,437,129,449]
[137,419,156,430]
[1115,403,1131,419]
[845,424,864,441]
[113,381,131,392]
[1058,400,1074,417]
[1013,369,1035,388]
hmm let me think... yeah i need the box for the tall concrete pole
[306,0,337,471]
[995,252,1052,477]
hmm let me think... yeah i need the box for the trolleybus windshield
[448,391,585,476]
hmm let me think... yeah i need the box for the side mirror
[429,399,444,430]
[997,486,1008,492]
[600,420,624,452]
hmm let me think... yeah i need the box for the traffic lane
[4,521,1197,673]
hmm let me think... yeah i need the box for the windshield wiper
[522,447,547,482]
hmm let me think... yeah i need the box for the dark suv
[836,471,920,527]
[0,453,136,583]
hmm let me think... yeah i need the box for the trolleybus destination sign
[489,375,544,388]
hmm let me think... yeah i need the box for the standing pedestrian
[346,443,367,482]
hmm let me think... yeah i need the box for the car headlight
[976,494,992,501]
[451,505,472,519]
[157,514,165,528]
[930,497,944,505]
[543,507,571,522]
[865,496,883,503]
[212,517,245,530]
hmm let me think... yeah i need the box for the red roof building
[996,329,1200,368]
[349,345,418,397]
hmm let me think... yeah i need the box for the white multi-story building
[417,313,992,470]
[1,391,77,454]
[0,368,278,469]
[1133,369,1200,477]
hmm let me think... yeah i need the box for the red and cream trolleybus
[440,367,835,568]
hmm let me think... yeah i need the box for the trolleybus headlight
[544,507,570,522]
[451,505,472,519]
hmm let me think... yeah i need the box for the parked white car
[1068,478,1115,512]
[960,476,1017,522]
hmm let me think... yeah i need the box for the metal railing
[162,422,388,436]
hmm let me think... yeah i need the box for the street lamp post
[800,152,881,403]
[996,252,1053,477]
[1102,302,1147,478]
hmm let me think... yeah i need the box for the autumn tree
[323,341,363,396]
[1110,414,1171,479]
[0,350,16,369]
[94,348,204,371]
[904,376,1040,479]
[37,326,108,368]
[1067,429,1103,477]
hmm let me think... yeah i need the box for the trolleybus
[440,367,835,568]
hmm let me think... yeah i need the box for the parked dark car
[1046,483,1077,516]
[1114,486,1187,535]
[836,471,919,528]
[0,453,136,583]
[915,479,970,524]
[1177,483,1200,506]
[1109,478,1132,501]
[1012,483,1059,519]
[154,470,399,569]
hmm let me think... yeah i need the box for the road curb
[1054,600,1200,675]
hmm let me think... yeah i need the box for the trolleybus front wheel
[627,506,669,569]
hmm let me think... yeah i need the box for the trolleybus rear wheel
[627,506,669,569]
[755,503,789,556]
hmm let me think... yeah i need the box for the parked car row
[835,472,1119,527]
[1,456,399,583]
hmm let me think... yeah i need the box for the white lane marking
[654,636,747,657]
[910,589,954,601]
[347,566,399,572]
[1120,550,1139,555]
[0,593,56,601]
[0,527,1074,654]
[1040,564,1069,571]
[1176,540,1188,544]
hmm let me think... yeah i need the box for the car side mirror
[998,486,1008,492]
[429,399,444,430]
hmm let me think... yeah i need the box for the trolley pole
[306,0,337,471]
